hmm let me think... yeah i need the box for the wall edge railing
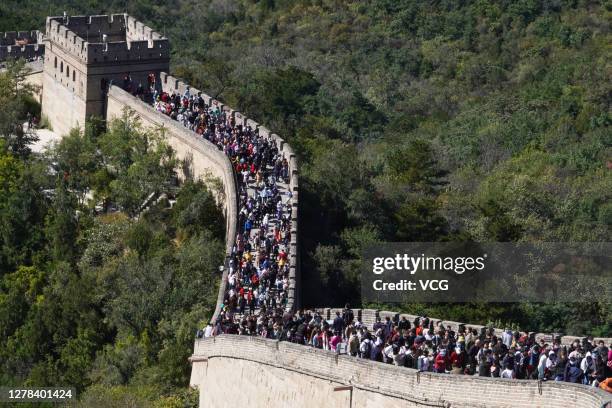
[192,335,612,408]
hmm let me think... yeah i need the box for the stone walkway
[236,161,293,316]
[25,123,61,154]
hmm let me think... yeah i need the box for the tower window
[60,61,63,73]
[73,71,76,81]
[66,66,70,77]
[54,56,57,68]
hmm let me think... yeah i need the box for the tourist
[151,78,611,392]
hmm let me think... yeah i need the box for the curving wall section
[106,85,237,259]
[106,77,300,317]
[157,72,300,317]
[103,76,607,408]
[190,335,612,408]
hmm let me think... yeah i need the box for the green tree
[101,110,177,216]
[0,60,38,158]
[386,139,447,193]
[172,180,225,241]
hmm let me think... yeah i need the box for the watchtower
[41,14,170,136]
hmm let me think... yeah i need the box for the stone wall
[44,15,170,64]
[315,308,612,346]
[0,44,44,62]
[106,85,237,260]
[0,29,44,63]
[41,27,88,136]
[190,335,612,408]
[42,14,170,134]
[0,30,41,46]
[41,68,87,136]
[157,72,301,317]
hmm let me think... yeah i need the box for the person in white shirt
[501,365,515,379]
[580,352,594,376]
[359,337,372,358]
[418,350,431,372]
[383,344,394,363]
[502,328,513,348]
[537,352,548,379]
[203,324,213,338]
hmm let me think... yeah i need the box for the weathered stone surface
[106,86,237,255]
[191,335,612,408]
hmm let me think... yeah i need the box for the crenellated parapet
[45,17,90,61]
[0,30,45,63]
[125,15,165,41]
[0,30,42,46]
[84,39,169,64]
[44,15,169,64]
[315,308,612,347]
[0,44,44,62]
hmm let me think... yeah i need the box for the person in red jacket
[434,349,449,373]
[450,345,466,370]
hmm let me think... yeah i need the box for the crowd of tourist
[205,306,611,390]
[133,74,295,335]
[127,75,611,393]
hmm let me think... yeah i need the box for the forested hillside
[157,0,610,334]
[0,0,610,402]
[0,63,223,405]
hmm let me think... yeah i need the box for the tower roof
[44,14,169,64]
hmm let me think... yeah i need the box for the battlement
[44,14,169,64]
[125,15,165,41]
[159,72,216,108]
[0,44,44,62]
[0,30,45,63]
[48,14,126,41]
[84,39,169,63]
[0,30,42,46]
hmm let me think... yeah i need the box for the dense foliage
[163,0,610,334]
[0,63,224,406]
[0,1,610,401]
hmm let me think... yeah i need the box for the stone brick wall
[0,44,44,63]
[0,30,41,46]
[106,86,237,260]
[41,14,170,134]
[41,21,88,136]
[190,335,612,408]
[0,31,44,63]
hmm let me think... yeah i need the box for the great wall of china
[1,14,610,408]
[0,30,44,61]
